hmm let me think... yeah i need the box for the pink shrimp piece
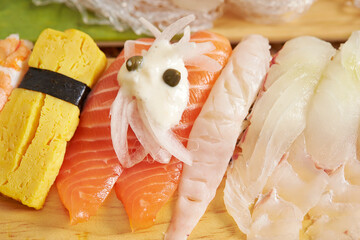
[0,34,32,111]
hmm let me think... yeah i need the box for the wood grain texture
[211,0,360,43]
[0,179,244,240]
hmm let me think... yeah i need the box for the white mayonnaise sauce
[117,39,189,130]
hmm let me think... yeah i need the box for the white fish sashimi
[305,31,360,171]
[244,135,328,240]
[224,36,335,234]
[248,189,303,240]
[307,166,360,240]
[344,158,360,185]
[263,134,328,214]
[164,35,271,240]
[307,193,360,240]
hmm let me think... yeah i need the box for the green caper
[163,69,181,87]
[126,56,143,71]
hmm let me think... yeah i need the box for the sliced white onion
[127,99,172,164]
[139,17,161,38]
[138,103,193,166]
[183,41,215,57]
[110,89,131,167]
[110,89,149,168]
[178,26,191,46]
[155,14,195,43]
[185,54,222,72]
[178,40,221,72]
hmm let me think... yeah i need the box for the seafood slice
[305,31,360,171]
[224,36,335,234]
[248,189,303,240]
[56,41,151,224]
[239,135,328,240]
[165,34,271,240]
[263,135,328,215]
[0,34,32,111]
[114,30,231,231]
[57,17,231,226]
[306,167,360,240]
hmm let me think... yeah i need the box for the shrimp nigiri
[165,34,271,240]
[0,34,32,111]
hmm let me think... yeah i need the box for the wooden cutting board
[0,180,244,240]
[212,0,360,43]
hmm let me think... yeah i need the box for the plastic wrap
[32,0,224,35]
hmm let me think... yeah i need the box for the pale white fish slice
[263,36,333,89]
[326,166,360,204]
[344,158,360,185]
[248,189,303,240]
[263,134,328,214]
[242,45,333,199]
[305,31,360,171]
[306,164,360,239]
[307,193,360,239]
[127,99,171,164]
[224,36,335,234]
[165,34,271,240]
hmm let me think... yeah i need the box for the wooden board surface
[0,58,244,240]
[0,179,244,240]
[211,0,360,43]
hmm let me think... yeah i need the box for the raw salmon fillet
[56,32,231,227]
[114,31,232,230]
[56,39,158,224]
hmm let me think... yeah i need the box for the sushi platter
[1,0,360,240]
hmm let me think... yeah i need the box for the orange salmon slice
[56,32,231,228]
[115,31,232,230]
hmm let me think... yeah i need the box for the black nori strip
[19,67,91,110]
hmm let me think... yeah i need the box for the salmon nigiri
[113,18,232,230]
[56,15,231,227]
